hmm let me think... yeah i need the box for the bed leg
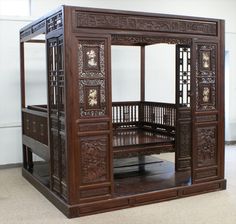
[138,155,145,172]
[23,145,27,169]
[26,147,34,171]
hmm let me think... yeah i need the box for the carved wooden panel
[80,135,108,184]
[74,11,217,36]
[47,11,63,33]
[179,122,191,157]
[78,39,108,118]
[23,112,48,145]
[80,187,110,198]
[79,122,109,132]
[197,126,217,167]
[196,115,217,123]
[195,168,217,180]
[111,35,191,45]
[196,44,217,111]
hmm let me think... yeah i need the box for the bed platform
[20,5,226,218]
[22,101,175,160]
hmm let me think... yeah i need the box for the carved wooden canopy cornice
[75,10,217,36]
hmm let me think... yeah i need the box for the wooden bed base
[20,6,225,218]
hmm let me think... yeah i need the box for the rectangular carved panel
[195,168,217,180]
[78,39,108,118]
[196,115,217,123]
[196,44,217,111]
[79,122,109,132]
[80,135,109,185]
[196,126,217,167]
[80,187,110,198]
[23,111,48,145]
[74,11,217,36]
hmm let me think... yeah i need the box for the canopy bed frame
[19,5,226,218]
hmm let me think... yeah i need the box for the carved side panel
[192,41,221,183]
[197,126,217,167]
[78,40,108,117]
[80,136,108,185]
[76,35,112,201]
[196,44,217,111]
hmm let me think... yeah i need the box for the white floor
[0,146,236,224]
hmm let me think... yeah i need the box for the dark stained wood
[114,156,191,196]
[141,46,145,101]
[19,5,225,218]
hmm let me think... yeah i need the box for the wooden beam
[26,39,45,43]
[140,46,145,101]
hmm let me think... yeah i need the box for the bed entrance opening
[111,43,191,196]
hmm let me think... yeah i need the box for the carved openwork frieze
[196,44,217,111]
[47,11,63,33]
[75,11,217,36]
[80,136,108,184]
[111,35,192,45]
[197,126,217,167]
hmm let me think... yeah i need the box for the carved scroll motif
[76,11,217,36]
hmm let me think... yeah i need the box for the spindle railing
[112,101,176,134]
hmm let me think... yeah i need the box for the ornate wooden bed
[20,6,226,218]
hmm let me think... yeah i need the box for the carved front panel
[197,126,217,167]
[196,44,217,111]
[80,136,108,184]
[75,11,217,36]
[78,40,108,118]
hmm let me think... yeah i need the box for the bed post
[139,45,146,172]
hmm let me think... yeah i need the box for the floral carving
[80,137,108,184]
[197,126,216,167]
